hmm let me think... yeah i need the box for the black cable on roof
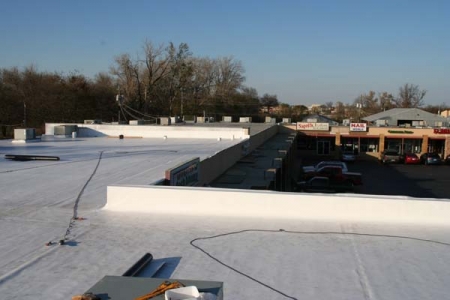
[60,151,104,243]
[191,229,450,300]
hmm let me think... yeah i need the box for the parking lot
[299,156,450,199]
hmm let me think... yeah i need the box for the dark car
[446,154,450,165]
[340,151,356,163]
[419,153,442,165]
[380,150,400,164]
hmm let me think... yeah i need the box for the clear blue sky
[1,0,449,106]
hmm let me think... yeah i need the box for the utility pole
[23,102,26,127]
[180,88,184,117]
[356,102,362,122]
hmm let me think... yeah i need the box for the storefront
[296,122,335,155]
[297,134,335,154]
[294,123,450,158]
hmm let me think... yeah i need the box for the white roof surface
[1,137,450,300]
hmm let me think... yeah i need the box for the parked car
[446,154,450,165]
[303,161,349,173]
[302,165,363,186]
[296,176,354,193]
[419,153,442,165]
[399,153,420,165]
[380,150,400,164]
[340,151,356,163]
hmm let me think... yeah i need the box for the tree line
[0,39,441,137]
[314,84,445,123]
[0,41,275,137]
[0,66,117,137]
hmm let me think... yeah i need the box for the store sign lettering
[165,157,200,186]
[297,122,330,131]
[434,128,450,134]
[349,123,367,132]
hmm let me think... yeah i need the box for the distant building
[363,108,448,127]
[440,109,450,118]
[294,108,450,157]
[301,114,339,126]
[308,104,322,113]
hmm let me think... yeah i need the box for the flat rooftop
[1,133,450,300]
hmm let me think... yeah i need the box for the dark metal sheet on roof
[85,276,223,300]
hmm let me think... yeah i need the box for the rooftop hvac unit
[239,117,252,123]
[197,117,207,123]
[265,117,276,124]
[222,116,232,122]
[375,119,387,127]
[84,119,102,124]
[14,128,36,140]
[129,120,144,125]
[159,117,171,126]
[54,125,78,135]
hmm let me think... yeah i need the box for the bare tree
[141,41,171,111]
[292,105,308,118]
[110,54,140,105]
[110,41,173,113]
[213,56,245,99]
[164,42,193,115]
[334,101,346,122]
[379,91,395,111]
[354,91,379,116]
[240,86,258,99]
[260,93,279,113]
[186,57,216,114]
[394,83,427,108]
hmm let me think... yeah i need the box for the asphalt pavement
[299,156,450,199]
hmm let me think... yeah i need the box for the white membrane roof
[1,136,450,300]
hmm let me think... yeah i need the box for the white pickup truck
[302,161,349,173]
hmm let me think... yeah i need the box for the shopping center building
[292,108,450,158]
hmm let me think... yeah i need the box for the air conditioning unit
[14,128,36,140]
[129,120,144,125]
[54,125,78,135]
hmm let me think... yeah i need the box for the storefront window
[402,139,422,154]
[360,138,379,153]
[341,138,358,152]
[428,139,445,156]
[385,138,402,152]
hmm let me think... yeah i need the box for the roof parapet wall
[105,185,450,225]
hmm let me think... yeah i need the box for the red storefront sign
[434,128,450,134]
